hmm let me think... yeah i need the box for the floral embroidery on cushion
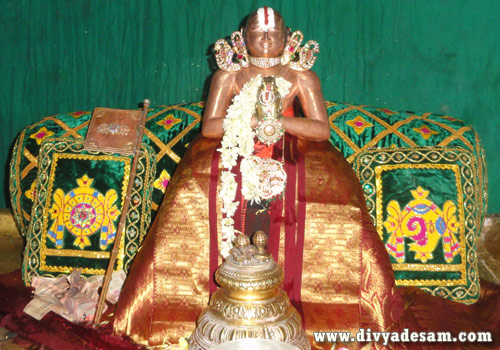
[153,169,171,193]
[29,127,55,145]
[156,114,182,130]
[25,181,37,201]
[346,115,374,135]
[413,125,439,140]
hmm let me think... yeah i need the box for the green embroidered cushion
[10,101,487,299]
[352,147,482,303]
[22,138,156,285]
[10,104,203,239]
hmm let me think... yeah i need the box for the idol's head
[243,7,287,58]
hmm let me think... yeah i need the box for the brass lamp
[189,231,310,350]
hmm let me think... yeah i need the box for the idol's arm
[283,70,330,141]
[202,69,237,138]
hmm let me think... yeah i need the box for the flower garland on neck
[218,75,292,257]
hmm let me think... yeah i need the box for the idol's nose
[260,32,273,47]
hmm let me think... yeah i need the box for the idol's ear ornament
[281,30,303,65]
[281,30,320,71]
[231,31,249,68]
[214,39,241,72]
[214,31,249,72]
[215,28,319,72]
[289,40,320,71]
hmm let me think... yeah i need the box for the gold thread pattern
[10,128,26,235]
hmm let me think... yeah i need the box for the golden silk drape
[112,134,403,349]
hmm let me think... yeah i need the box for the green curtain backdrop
[1,0,499,212]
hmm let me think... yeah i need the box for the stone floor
[0,209,25,350]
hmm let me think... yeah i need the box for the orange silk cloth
[112,133,403,349]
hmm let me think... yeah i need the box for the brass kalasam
[189,232,310,350]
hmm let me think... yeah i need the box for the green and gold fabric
[22,138,156,285]
[352,147,482,303]
[10,103,204,239]
[327,102,487,303]
[10,101,487,299]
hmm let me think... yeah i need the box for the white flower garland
[218,75,291,257]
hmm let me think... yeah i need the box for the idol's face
[244,13,286,57]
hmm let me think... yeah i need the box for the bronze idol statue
[113,7,402,350]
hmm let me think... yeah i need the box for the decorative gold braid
[145,106,202,164]
[165,106,201,146]
[436,126,472,148]
[43,248,110,259]
[11,129,26,234]
[468,131,483,237]
[21,149,38,179]
[328,105,359,121]
[329,106,425,163]
[421,115,474,150]
[328,105,362,152]
[28,114,59,130]
[61,121,89,139]
[146,106,172,122]
[123,146,155,270]
[391,264,466,271]
[45,117,84,139]
[143,128,180,163]
[328,122,360,152]
[352,108,420,147]
[475,131,488,233]
[343,109,421,164]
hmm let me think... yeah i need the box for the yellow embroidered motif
[48,175,121,250]
[153,169,171,193]
[383,186,460,263]
[345,115,374,135]
[25,181,37,201]
[156,114,182,130]
[29,127,55,145]
[413,125,439,140]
